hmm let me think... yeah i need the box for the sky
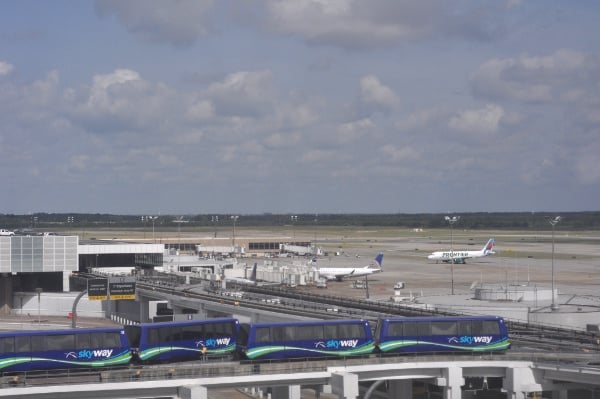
[1,0,599,215]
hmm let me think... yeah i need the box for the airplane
[427,238,495,264]
[315,253,384,282]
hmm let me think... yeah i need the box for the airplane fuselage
[318,267,380,281]
[427,239,494,264]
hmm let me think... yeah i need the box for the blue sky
[1,0,599,214]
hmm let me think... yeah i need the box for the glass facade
[0,236,78,273]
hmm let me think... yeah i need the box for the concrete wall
[11,291,104,318]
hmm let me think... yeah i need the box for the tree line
[1,211,599,231]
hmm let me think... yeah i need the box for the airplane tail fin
[483,238,495,255]
[368,253,384,270]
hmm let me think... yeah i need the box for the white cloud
[449,104,504,135]
[88,69,141,108]
[381,144,421,163]
[0,61,15,76]
[264,0,439,48]
[395,107,447,132]
[264,0,512,49]
[360,75,400,112]
[186,99,215,122]
[471,49,598,103]
[336,118,375,142]
[95,0,214,46]
[69,69,177,133]
[205,71,275,117]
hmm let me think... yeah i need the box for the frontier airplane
[427,238,495,264]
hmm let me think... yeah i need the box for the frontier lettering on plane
[428,238,495,264]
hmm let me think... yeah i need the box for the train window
[76,333,90,349]
[0,337,15,353]
[170,327,183,342]
[181,324,203,340]
[148,328,160,345]
[31,336,45,352]
[481,321,500,335]
[15,336,30,353]
[158,327,172,343]
[402,322,420,336]
[471,320,500,335]
[204,323,215,339]
[103,332,122,347]
[296,325,323,341]
[90,333,104,348]
[418,322,431,336]
[47,334,75,351]
[271,326,289,341]
[255,327,271,343]
[458,321,472,335]
[387,322,403,337]
[339,323,366,338]
[323,325,337,340]
[215,322,234,336]
[431,321,457,335]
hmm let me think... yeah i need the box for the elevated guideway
[2,354,600,399]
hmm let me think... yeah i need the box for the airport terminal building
[0,234,308,314]
[0,235,163,314]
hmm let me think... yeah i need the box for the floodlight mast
[231,215,239,250]
[547,216,561,311]
[147,216,158,243]
[445,216,460,295]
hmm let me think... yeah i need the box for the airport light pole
[445,215,460,295]
[231,215,239,253]
[290,215,298,243]
[148,216,158,243]
[212,215,219,238]
[547,216,561,311]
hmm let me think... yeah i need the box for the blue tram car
[376,315,510,354]
[125,318,239,363]
[238,319,375,360]
[0,327,131,372]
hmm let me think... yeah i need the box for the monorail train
[238,319,375,360]
[125,318,239,363]
[0,327,131,372]
[375,316,510,354]
[0,315,509,372]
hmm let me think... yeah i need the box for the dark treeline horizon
[1,211,599,231]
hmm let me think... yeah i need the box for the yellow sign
[110,294,136,300]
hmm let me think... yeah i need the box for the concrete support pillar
[435,366,464,399]
[270,385,301,399]
[388,380,412,398]
[331,372,359,399]
[62,271,71,292]
[139,296,149,323]
[179,385,208,399]
[552,390,569,399]
[0,275,12,315]
[504,366,545,399]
